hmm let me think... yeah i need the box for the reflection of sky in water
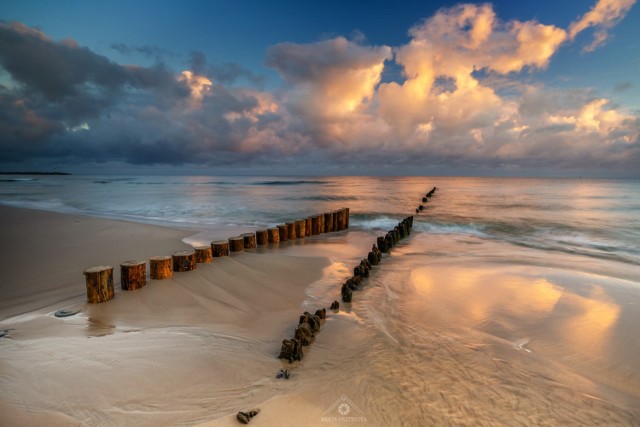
[410,264,621,358]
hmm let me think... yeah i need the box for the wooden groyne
[82,207,351,303]
[277,186,438,363]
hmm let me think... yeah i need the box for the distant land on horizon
[0,172,72,176]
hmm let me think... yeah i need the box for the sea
[1,175,639,425]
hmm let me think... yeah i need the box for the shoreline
[0,205,336,426]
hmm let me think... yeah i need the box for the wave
[284,195,358,201]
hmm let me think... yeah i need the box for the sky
[0,0,639,177]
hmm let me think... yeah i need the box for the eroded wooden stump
[242,233,256,250]
[84,265,114,303]
[120,260,146,290]
[256,229,269,246]
[277,224,289,241]
[305,218,313,237]
[229,236,245,253]
[286,222,296,240]
[150,256,172,279]
[172,250,196,272]
[195,246,212,263]
[324,212,333,233]
[211,240,229,257]
[295,219,306,238]
[311,215,321,235]
[268,227,280,244]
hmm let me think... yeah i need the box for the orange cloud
[569,0,636,51]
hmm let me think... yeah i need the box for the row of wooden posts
[277,186,438,363]
[416,186,437,213]
[277,215,415,363]
[83,208,350,304]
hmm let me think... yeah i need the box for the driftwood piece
[172,250,196,272]
[211,241,229,257]
[84,265,114,303]
[195,246,212,263]
[120,260,146,290]
[150,256,172,279]
[228,236,245,253]
[268,227,280,244]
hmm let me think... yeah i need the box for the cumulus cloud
[568,0,636,51]
[0,0,638,176]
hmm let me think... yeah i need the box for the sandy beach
[1,205,639,426]
[0,206,334,426]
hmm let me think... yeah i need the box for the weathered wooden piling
[268,227,280,244]
[295,219,306,239]
[228,236,245,253]
[84,265,114,303]
[150,256,172,279]
[318,214,324,233]
[277,224,289,241]
[305,218,313,237]
[211,240,229,257]
[344,208,350,229]
[311,215,321,235]
[195,246,212,263]
[172,250,196,271]
[120,260,146,290]
[377,236,388,253]
[286,222,297,240]
[256,229,269,246]
[241,232,256,250]
[323,212,333,233]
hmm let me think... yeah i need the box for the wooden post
[305,218,313,237]
[286,222,296,239]
[150,256,172,279]
[256,229,269,246]
[345,208,350,229]
[317,214,324,234]
[295,219,306,239]
[268,227,280,244]
[172,250,196,272]
[242,232,256,250]
[84,266,114,303]
[211,241,229,257]
[377,236,388,253]
[336,209,345,231]
[195,246,212,263]
[324,213,333,233]
[311,215,320,235]
[228,236,245,253]
[332,211,338,232]
[277,224,289,241]
[120,260,146,290]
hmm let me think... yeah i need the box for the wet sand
[1,207,639,426]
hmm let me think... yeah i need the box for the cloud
[188,51,265,86]
[568,0,636,51]
[266,37,392,145]
[0,1,638,176]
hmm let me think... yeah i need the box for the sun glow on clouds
[0,0,637,173]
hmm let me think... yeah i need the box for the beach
[1,176,639,426]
